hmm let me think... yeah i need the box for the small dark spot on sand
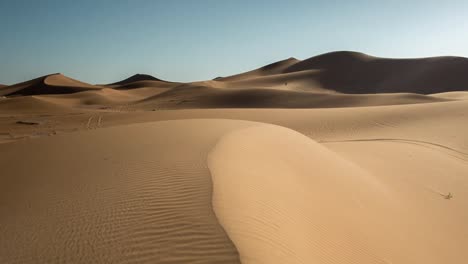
[16,120,42,125]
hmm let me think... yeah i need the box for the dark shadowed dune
[111,80,178,90]
[108,74,164,85]
[106,74,177,90]
[283,51,468,94]
[214,51,468,94]
[0,73,101,97]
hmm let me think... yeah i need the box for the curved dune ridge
[208,124,468,264]
[108,74,165,85]
[0,73,101,97]
[215,57,300,82]
[106,74,178,90]
[1,101,467,262]
[218,51,468,94]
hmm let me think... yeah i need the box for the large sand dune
[218,51,468,94]
[0,73,102,97]
[105,74,178,90]
[1,51,468,263]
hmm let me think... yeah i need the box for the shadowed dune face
[0,73,101,97]
[108,74,164,85]
[110,80,178,90]
[282,51,468,94]
[210,51,468,94]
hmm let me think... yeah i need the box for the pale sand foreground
[0,120,252,263]
[1,52,468,263]
[1,104,467,263]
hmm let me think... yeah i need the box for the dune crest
[216,51,468,94]
[208,124,468,264]
[0,73,101,97]
[108,74,164,85]
[216,57,300,82]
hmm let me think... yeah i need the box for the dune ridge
[0,73,101,97]
[105,74,179,90]
[208,124,468,264]
[215,57,300,82]
[108,74,165,85]
[217,51,468,94]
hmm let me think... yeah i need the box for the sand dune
[108,73,165,85]
[215,57,300,82]
[0,119,255,263]
[284,51,468,94]
[0,95,75,114]
[209,124,468,264]
[106,74,178,90]
[0,73,101,97]
[135,85,450,109]
[217,51,468,94]
[37,88,156,108]
[222,70,326,92]
[1,51,468,263]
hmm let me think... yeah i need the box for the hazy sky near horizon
[1,0,467,84]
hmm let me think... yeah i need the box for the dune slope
[0,119,259,264]
[284,51,468,94]
[215,57,300,82]
[0,73,101,97]
[209,124,468,264]
[216,51,468,94]
[108,74,165,85]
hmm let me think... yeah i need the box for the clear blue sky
[1,0,467,84]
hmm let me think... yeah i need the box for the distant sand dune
[215,57,300,82]
[216,51,468,94]
[108,74,166,85]
[106,74,178,90]
[282,51,468,94]
[0,73,101,97]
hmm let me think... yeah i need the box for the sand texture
[1,51,468,263]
